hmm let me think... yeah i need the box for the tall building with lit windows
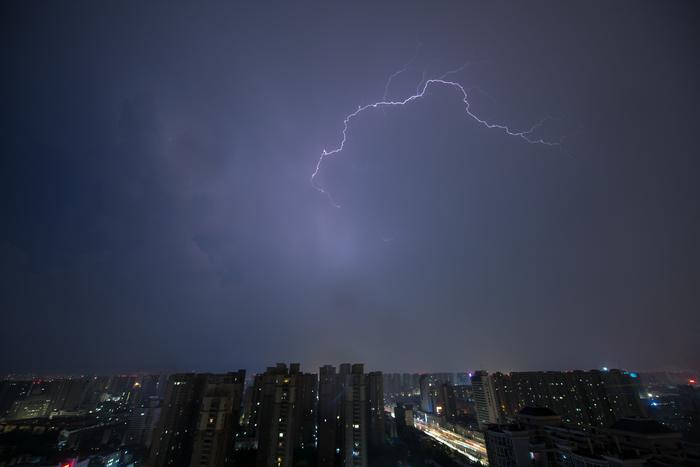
[473,369,646,431]
[318,365,342,467]
[418,375,457,421]
[419,374,439,413]
[471,371,500,429]
[149,372,245,467]
[341,364,367,467]
[189,371,246,467]
[149,373,208,467]
[293,371,318,454]
[317,364,384,467]
[251,363,316,467]
[366,371,384,448]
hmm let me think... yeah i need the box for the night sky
[2,1,699,375]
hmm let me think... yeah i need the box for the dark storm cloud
[1,1,699,374]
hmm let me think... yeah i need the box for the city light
[414,417,487,464]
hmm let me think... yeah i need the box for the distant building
[418,374,458,421]
[394,403,414,433]
[382,373,421,398]
[8,396,52,419]
[0,380,31,418]
[437,383,458,420]
[419,374,439,414]
[453,384,473,402]
[382,373,402,397]
[473,369,646,431]
[57,378,91,415]
[646,383,700,434]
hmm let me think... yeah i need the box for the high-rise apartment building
[149,371,245,467]
[317,364,384,467]
[473,369,646,431]
[436,382,458,420]
[250,363,316,467]
[149,373,208,467]
[418,375,458,421]
[190,371,246,467]
[124,396,161,448]
[471,371,500,429]
[318,365,342,467]
[293,371,318,453]
[419,374,439,414]
[393,403,414,433]
[366,371,384,448]
[340,363,367,467]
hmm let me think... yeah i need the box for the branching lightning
[438,62,470,80]
[415,70,427,94]
[383,65,412,102]
[383,42,422,101]
[312,72,560,208]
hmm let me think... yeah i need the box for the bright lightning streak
[312,77,560,207]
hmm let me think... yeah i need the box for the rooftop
[518,406,559,417]
[609,418,675,435]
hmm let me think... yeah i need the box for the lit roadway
[414,418,488,465]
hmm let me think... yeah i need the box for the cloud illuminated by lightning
[312,75,560,207]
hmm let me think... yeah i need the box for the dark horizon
[2,1,700,375]
[2,365,697,380]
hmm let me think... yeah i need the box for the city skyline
[1,364,698,466]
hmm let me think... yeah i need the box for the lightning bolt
[312,75,560,208]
